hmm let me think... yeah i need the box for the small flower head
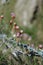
[1,15,4,19]
[10,20,13,25]
[39,44,43,49]
[11,12,16,19]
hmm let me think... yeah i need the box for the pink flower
[15,26,19,30]
[39,44,43,49]
[1,15,4,19]
[16,32,20,38]
[11,12,16,19]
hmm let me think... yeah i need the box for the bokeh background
[0,0,43,44]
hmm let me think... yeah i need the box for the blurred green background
[0,0,43,45]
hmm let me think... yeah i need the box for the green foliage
[0,50,8,65]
